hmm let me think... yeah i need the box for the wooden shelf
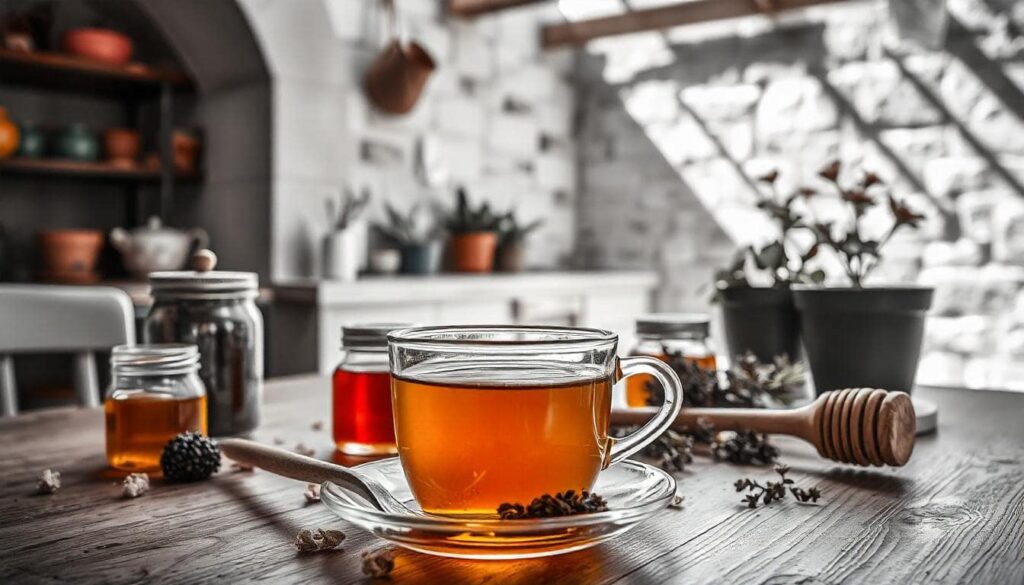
[0,157,200,183]
[0,48,193,98]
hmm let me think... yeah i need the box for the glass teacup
[388,326,682,517]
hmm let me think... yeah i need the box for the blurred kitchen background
[2,0,1023,409]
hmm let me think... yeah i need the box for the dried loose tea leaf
[712,430,779,465]
[304,483,321,503]
[735,463,822,510]
[294,442,315,457]
[497,490,609,519]
[37,469,60,495]
[311,420,324,431]
[294,528,346,553]
[122,473,150,498]
[361,548,396,578]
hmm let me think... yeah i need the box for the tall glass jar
[625,314,717,407]
[333,323,410,456]
[144,250,263,437]
[105,344,207,471]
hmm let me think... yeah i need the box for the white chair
[0,285,135,416]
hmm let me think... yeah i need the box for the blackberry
[160,432,221,482]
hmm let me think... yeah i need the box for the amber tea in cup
[388,326,682,517]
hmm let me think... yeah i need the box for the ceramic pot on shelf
[55,124,99,162]
[103,128,140,168]
[110,217,209,280]
[37,229,104,283]
[400,241,440,275]
[172,131,200,174]
[368,249,401,275]
[322,221,367,282]
[16,121,45,158]
[61,28,133,65]
[450,232,497,273]
[0,107,19,159]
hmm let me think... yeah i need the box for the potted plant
[495,211,543,273]
[374,201,441,275]
[794,160,931,394]
[442,187,501,273]
[321,187,370,281]
[713,170,824,364]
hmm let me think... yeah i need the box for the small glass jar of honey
[105,344,207,471]
[332,323,410,456]
[625,314,717,407]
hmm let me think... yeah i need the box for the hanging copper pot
[364,0,435,115]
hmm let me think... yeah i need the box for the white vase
[322,225,365,281]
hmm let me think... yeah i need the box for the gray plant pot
[793,286,934,395]
[719,287,801,363]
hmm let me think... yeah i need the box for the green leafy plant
[811,160,925,287]
[497,211,544,245]
[374,202,438,246]
[443,186,501,234]
[325,186,370,232]
[714,170,825,296]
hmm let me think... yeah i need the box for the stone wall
[576,0,1024,390]
[238,0,577,279]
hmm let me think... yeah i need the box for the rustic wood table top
[1,376,1022,584]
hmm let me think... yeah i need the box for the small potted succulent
[442,186,501,273]
[794,161,931,394]
[321,187,370,281]
[495,211,543,273]
[714,170,824,364]
[374,201,441,275]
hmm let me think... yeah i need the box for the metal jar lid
[342,323,414,350]
[150,249,258,299]
[111,343,201,375]
[635,313,710,339]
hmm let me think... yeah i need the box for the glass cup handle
[606,356,683,468]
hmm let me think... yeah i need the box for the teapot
[111,217,208,279]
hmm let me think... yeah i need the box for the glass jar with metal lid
[333,323,412,456]
[144,249,263,437]
[105,343,207,471]
[625,314,717,407]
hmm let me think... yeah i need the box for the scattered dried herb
[497,490,609,519]
[361,547,396,578]
[645,356,717,408]
[615,425,694,472]
[646,351,805,409]
[121,473,150,498]
[712,430,779,465]
[36,468,60,495]
[294,528,346,553]
[735,463,822,509]
[304,483,321,503]
[294,442,316,458]
[160,432,221,482]
[310,420,324,432]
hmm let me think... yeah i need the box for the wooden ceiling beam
[448,0,550,17]
[542,0,854,48]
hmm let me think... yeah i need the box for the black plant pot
[793,286,934,395]
[400,242,440,275]
[719,287,801,363]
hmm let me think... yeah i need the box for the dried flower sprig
[362,548,396,578]
[735,463,822,509]
[614,425,695,472]
[294,528,346,553]
[647,350,805,409]
[36,469,60,495]
[712,430,779,465]
[498,490,609,519]
[122,473,150,498]
[812,160,925,287]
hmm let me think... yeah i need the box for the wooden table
[1,377,1022,584]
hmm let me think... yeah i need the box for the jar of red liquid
[625,314,717,407]
[333,323,410,456]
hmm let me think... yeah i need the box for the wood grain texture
[1,377,1022,584]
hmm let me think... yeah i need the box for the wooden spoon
[611,388,916,467]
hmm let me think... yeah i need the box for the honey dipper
[611,388,916,467]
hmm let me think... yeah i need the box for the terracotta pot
[450,232,497,273]
[104,128,140,167]
[172,131,200,173]
[365,40,436,115]
[62,28,133,65]
[37,229,104,282]
[0,107,19,159]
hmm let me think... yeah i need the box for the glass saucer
[320,457,676,560]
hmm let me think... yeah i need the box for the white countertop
[272,270,658,306]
